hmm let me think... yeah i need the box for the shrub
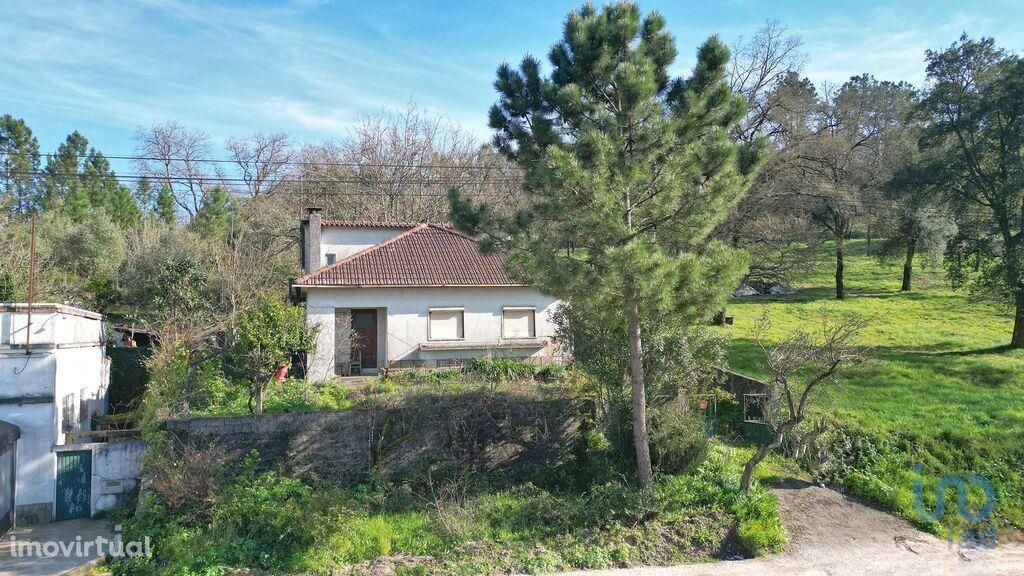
[731,487,787,556]
[535,363,567,382]
[648,408,712,475]
[210,453,315,571]
[146,444,224,523]
[467,358,536,382]
[737,517,786,556]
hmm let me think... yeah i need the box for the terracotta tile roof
[320,220,452,229]
[295,224,524,287]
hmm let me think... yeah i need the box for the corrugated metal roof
[295,224,523,287]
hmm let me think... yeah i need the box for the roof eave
[293,283,530,289]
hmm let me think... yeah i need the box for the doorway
[351,309,378,370]
[55,450,92,521]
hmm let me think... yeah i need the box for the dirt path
[554,483,1024,576]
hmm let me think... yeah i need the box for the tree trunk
[901,236,917,292]
[255,378,265,415]
[835,234,845,300]
[866,223,873,256]
[627,300,653,489]
[741,444,772,492]
[1012,292,1024,349]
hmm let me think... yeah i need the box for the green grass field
[724,239,1024,533]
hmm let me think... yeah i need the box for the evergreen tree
[41,131,88,209]
[0,114,40,212]
[922,35,1024,347]
[155,183,177,225]
[192,186,236,238]
[135,176,155,211]
[450,2,765,487]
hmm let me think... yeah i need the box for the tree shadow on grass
[932,344,1017,357]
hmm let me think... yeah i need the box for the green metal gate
[55,450,91,521]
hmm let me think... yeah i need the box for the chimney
[304,207,322,274]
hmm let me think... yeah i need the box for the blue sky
[2,0,1022,173]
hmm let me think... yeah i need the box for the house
[0,303,142,527]
[292,209,561,379]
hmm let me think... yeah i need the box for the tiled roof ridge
[320,219,454,228]
[295,223,522,288]
[295,223,429,285]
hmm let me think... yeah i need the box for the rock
[732,285,760,297]
[767,284,796,295]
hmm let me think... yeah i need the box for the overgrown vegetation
[111,442,783,576]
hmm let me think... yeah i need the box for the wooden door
[351,310,378,369]
[55,450,92,521]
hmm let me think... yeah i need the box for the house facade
[293,210,561,380]
[0,304,109,525]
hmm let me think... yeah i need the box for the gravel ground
[552,482,1024,576]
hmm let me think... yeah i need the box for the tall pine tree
[0,115,40,212]
[450,2,765,487]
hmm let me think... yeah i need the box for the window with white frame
[428,308,464,340]
[502,307,536,339]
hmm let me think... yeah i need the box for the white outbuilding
[0,304,111,526]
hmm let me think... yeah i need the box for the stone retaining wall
[165,390,581,485]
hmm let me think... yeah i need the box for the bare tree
[134,121,219,219]
[723,70,819,289]
[293,103,523,221]
[211,196,299,324]
[728,20,806,144]
[741,308,868,491]
[226,132,294,197]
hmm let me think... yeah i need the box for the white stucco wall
[1,305,104,348]
[0,305,108,518]
[61,440,145,514]
[0,351,55,398]
[54,346,109,443]
[319,227,406,265]
[306,286,560,380]
[0,404,56,508]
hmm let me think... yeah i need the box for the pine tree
[135,176,155,211]
[41,131,88,209]
[193,186,236,238]
[0,115,40,212]
[155,183,177,225]
[450,2,766,487]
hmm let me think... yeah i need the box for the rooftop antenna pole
[25,212,36,356]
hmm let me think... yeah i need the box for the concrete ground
[554,483,1024,576]
[0,519,113,576]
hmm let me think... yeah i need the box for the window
[62,393,75,432]
[502,307,536,339]
[79,387,89,421]
[325,253,337,265]
[429,308,464,340]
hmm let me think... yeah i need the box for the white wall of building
[63,439,145,514]
[319,227,406,265]
[306,287,560,380]
[0,305,108,522]
[0,403,55,508]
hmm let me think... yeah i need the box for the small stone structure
[165,390,581,484]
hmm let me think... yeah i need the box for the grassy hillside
[724,239,1024,534]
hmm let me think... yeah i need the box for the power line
[0,146,522,172]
